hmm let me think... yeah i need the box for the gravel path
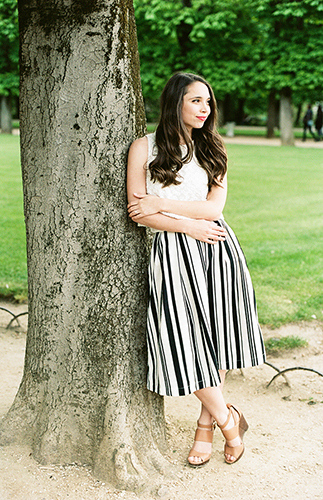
[1,304,322,499]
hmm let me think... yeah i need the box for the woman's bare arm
[128,166,227,222]
[127,137,227,243]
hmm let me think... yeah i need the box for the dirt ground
[0,301,322,500]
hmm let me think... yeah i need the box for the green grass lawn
[0,135,27,300]
[224,144,323,326]
[1,135,323,326]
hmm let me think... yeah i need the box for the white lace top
[145,133,209,227]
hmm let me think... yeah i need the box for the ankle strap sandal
[218,404,249,464]
[187,421,216,467]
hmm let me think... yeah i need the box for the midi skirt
[146,219,266,396]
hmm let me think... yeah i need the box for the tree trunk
[266,89,276,139]
[0,0,167,491]
[275,98,280,128]
[280,87,294,146]
[295,103,302,127]
[217,99,224,127]
[236,98,245,126]
[0,95,12,133]
[223,94,235,123]
[176,0,193,58]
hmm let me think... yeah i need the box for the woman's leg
[189,371,242,464]
[195,386,243,463]
[194,385,230,428]
[197,370,226,424]
[188,371,226,465]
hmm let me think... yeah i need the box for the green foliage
[0,71,19,95]
[265,335,308,354]
[134,0,323,120]
[134,0,265,115]
[254,0,323,95]
[0,0,19,96]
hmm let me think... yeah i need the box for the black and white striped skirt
[146,219,266,396]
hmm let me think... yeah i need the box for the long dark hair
[148,73,227,189]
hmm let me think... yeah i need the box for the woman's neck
[179,130,193,145]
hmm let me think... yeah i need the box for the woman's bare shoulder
[129,136,148,155]
[128,136,148,171]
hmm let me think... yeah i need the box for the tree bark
[280,87,294,146]
[0,95,12,133]
[0,0,167,491]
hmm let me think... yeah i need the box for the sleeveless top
[145,133,209,227]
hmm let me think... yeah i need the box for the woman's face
[181,81,211,134]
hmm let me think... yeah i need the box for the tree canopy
[0,0,322,124]
[134,0,323,122]
[255,0,323,100]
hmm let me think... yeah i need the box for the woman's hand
[184,219,227,244]
[128,193,162,220]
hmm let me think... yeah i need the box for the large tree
[0,0,167,491]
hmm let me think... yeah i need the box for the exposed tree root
[266,365,323,388]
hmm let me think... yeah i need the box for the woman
[127,73,266,466]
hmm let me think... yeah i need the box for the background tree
[184,0,264,124]
[0,0,167,491]
[134,0,265,124]
[137,0,273,124]
[254,0,323,144]
[134,0,323,136]
[0,0,19,133]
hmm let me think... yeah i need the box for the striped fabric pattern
[147,220,266,397]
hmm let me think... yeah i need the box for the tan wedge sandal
[187,420,216,467]
[218,403,249,464]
